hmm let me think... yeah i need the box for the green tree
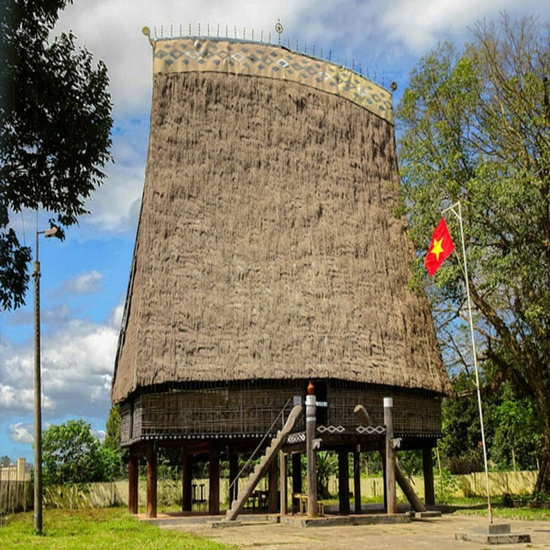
[490,383,541,471]
[42,419,117,486]
[0,0,112,310]
[396,13,550,496]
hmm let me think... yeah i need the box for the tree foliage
[396,13,550,495]
[42,419,118,486]
[0,0,112,310]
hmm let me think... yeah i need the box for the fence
[0,459,32,515]
[0,470,539,512]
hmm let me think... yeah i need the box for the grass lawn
[445,497,550,522]
[0,507,238,549]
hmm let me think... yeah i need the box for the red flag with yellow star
[425,218,454,277]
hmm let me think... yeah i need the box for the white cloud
[63,271,104,295]
[110,301,125,331]
[9,423,33,444]
[0,320,117,422]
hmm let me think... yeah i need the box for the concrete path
[153,513,550,549]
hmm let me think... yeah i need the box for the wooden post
[229,450,239,504]
[306,392,318,517]
[279,451,288,515]
[128,453,139,514]
[423,446,435,506]
[182,449,192,512]
[353,446,362,514]
[268,456,279,513]
[208,445,220,515]
[292,452,302,513]
[146,443,157,519]
[338,449,350,515]
[384,397,396,515]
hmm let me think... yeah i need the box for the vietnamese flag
[425,218,455,277]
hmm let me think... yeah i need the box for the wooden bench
[292,493,325,516]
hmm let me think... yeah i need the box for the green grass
[0,508,237,549]
[441,497,550,522]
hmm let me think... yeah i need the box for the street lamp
[33,226,57,533]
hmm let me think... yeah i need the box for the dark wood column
[208,445,220,515]
[338,448,350,515]
[268,456,279,513]
[146,443,157,519]
[229,450,239,504]
[423,446,435,506]
[291,452,302,513]
[182,449,193,512]
[353,446,362,514]
[279,451,288,515]
[128,453,139,514]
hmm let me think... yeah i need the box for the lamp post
[33,227,57,533]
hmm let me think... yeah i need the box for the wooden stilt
[384,397,396,514]
[338,448,350,515]
[146,443,157,519]
[229,450,239,503]
[208,444,220,515]
[268,456,278,513]
[353,446,362,514]
[423,446,435,506]
[182,449,192,512]
[305,392,318,517]
[279,451,288,515]
[292,452,302,514]
[128,453,139,514]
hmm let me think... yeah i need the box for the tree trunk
[534,425,550,497]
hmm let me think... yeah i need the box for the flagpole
[442,201,493,524]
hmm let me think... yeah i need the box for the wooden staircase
[224,404,303,521]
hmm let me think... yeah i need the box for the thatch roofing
[111,39,450,403]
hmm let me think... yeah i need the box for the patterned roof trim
[152,38,394,124]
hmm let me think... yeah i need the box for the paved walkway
[152,513,550,549]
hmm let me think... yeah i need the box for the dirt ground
[148,512,550,550]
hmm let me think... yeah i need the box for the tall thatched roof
[111,37,450,403]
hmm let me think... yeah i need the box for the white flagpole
[442,201,493,524]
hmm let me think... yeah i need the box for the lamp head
[44,228,58,238]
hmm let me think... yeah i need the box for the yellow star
[431,237,444,261]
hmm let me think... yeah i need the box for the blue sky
[2,0,550,464]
